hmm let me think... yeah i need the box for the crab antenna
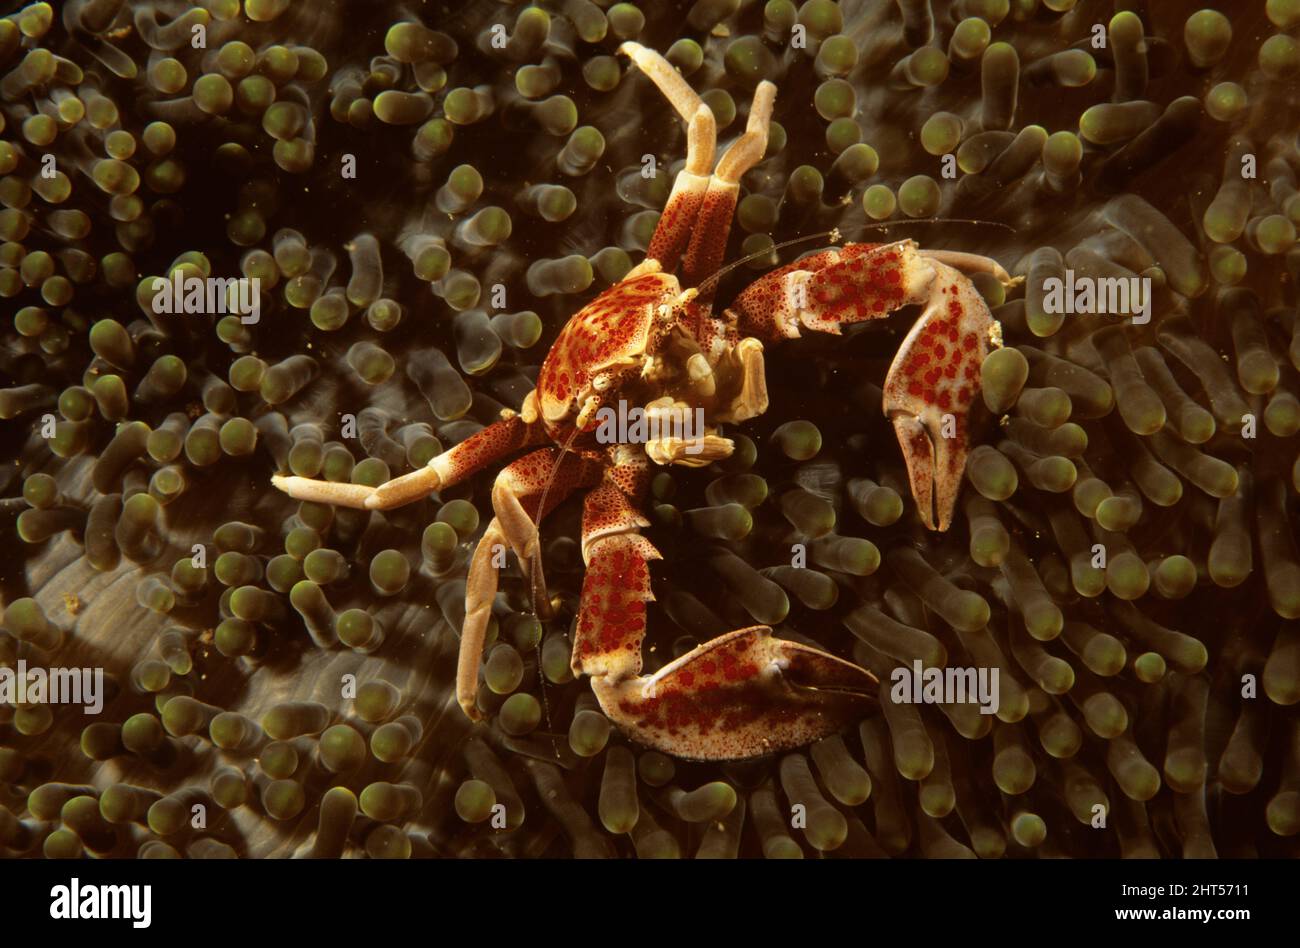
[842,217,1016,237]
[695,218,1016,297]
[695,230,839,297]
[529,423,584,618]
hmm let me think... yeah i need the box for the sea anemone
[2,0,1298,859]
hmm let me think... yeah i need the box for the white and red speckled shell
[535,270,681,430]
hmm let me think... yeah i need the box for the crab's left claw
[883,260,1002,531]
[592,627,876,761]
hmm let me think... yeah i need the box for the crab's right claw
[591,626,876,761]
[882,259,1000,532]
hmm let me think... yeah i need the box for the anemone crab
[272,43,1016,761]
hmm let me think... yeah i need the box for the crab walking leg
[882,260,1001,530]
[492,447,603,616]
[271,411,543,510]
[619,41,717,273]
[457,448,601,720]
[680,80,776,294]
[458,517,510,720]
[570,456,876,760]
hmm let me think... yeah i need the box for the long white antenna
[696,218,1016,297]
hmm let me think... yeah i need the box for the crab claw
[883,260,1000,531]
[590,626,876,761]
